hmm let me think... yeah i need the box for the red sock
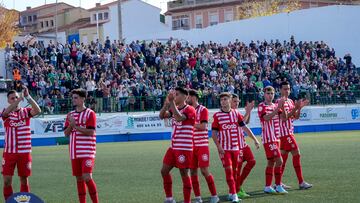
[238,159,256,189]
[162,174,172,198]
[293,154,304,184]
[265,167,274,187]
[274,166,282,185]
[281,153,289,175]
[225,167,236,194]
[181,176,192,203]
[20,184,30,192]
[235,160,243,192]
[3,185,13,201]
[191,175,201,197]
[86,179,98,203]
[205,174,217,196]
[77,180,86,203]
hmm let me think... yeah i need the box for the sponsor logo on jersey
[9,120,26,127]
[221,123,237,130]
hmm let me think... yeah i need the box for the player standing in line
[64,89,98,203]
[211,92,257,203]
[1,87,41,200]
[231,95,260,198]
[277,82,312,189]
[257,86,288,194]
[159,87,196,203]
[186,89,219,203]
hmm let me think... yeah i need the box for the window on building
[172,15,190,30]
[104,12,109,20]
[22,16,27,24]
[46,21,49,27]
[195,14,203,28]
[93,14,97,21]
[28,15,32,22]
[40,22,44,28]
[98,13,103,20]
[51,20,54,27]
[209,12,219,26]
[224,10,233,22]
[33,15,37,21]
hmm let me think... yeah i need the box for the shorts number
[239,150,243,157]
[287,137,292,143]
[269,144,277,151]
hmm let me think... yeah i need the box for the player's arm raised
[294,99,309,119]
[168,91,186,122]
[159,96,171,119]
[23,86,41,116]
[64,113,73,137]
[263,100,283,121]
[2,95,23,118]
[243,101,254,124]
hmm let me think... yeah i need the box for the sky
[2,0,172,13]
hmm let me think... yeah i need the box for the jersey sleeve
[25,107,33,118]
[86,111,96,129]
[258,103,266,122]
[237,111,246,127]
[1,108,6,120]
[64,113,70,129]
[200,108,209,123]
[211,113,219,130]
[184,106,196,125]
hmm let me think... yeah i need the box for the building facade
[165,0,359,30]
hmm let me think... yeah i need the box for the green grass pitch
[2,131,360,203]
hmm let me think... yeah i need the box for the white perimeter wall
[127,5,360,66]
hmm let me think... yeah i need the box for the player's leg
[18,153,32,192]
[279,137,292,189]
[2,153,16,200]
[190,168,202,202]
[179,168,192,203]
[237,147,256,198]
[161,148,175,202]
[190,148,201,202]
[3,176,13,200]
[72,159,86,203]
[200,167,219,203]
[235,149,243,192]
[291,147,312,189]
[274,154,287,194]
[81,158,97,203]
[264,159,276,194]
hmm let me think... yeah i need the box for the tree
[236,0,301,20]
[0,2,19,48]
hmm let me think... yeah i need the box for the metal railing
[35,90,360,116]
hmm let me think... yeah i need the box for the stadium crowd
[5,36,359,113]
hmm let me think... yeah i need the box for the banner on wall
[0,105,359,141]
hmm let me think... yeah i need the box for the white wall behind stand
[127,5,360,66]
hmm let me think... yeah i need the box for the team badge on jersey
[178,155,186,163]
[201,154,208,161]
[85,160,93,167]
[2,159,5,166]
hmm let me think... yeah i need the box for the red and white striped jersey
[65,108,96,160]
[2,108,33,153]
[170,105,196,151]
[276,98,295,137]
[258,102,281,144]
[233,109,248,149]
[212,109,246,151]
[193,105,209,147]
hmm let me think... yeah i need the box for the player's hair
[188,89,199,99]
[280,81,290,88]
[175,87,188,95]
[71,88,87,98]
[264,86,275,93]
[219,92,232,98]
[7,90,17,97]
[231,93,239,99]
